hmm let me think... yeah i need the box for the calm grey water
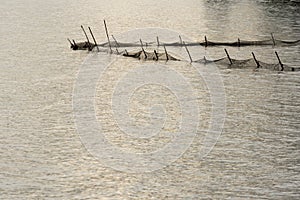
[1,0,300,199]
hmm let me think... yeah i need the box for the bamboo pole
[125,49,128,55]
[103,20,112,53]
[142,47,147,59]
[154,50,158,61]
[183,41,192,63]
[67,38,74,48]
[111,35,119,54]
[163,45,169,61]
[72,40,78,50]
[205,35,208,47]
[252,52,260,68]
[111,35,120,47]
[224,49,232,65]
[81,25,91,50]
[140,39,143,48]
[275,51,284,71]
[271,33,276,46]
[156,36,160,47]
[238,38,240,47]
[179,35,183,46]
[88,27,99,52]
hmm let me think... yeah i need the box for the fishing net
[69,37,299,71]
[122,50,180,61]
[97,39,300,48]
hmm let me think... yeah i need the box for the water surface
[0,0,299,199]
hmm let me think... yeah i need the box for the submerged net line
[85,46,298,72]
[122,49,180,61]
[194,57,296,71]
[114,47,299,72]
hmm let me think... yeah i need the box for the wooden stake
[125,49,128,55]
[205,35,208,47]
[179,35,183,46]
[252,52,260,68]
[72,39,78,50]
[275,51,284,71]
[204,56,207,64]
[111,35,119,54]
[183,41,193,63]
[111,35,120,47]
[88,27,99,52]
[164,45,169,61]
[140,39,143,48]
[142,47,147,59]
[67,38,74,48]
[271,33,276,46]
[224,49,232,65]
[81,25,91,50]
[154,50,158,61]
[156,36,160,46]
[103,20,112,53]
[238,38,240,47]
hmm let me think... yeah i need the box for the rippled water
[1,0,299,199]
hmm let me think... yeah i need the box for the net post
[163,45,169,61]
[111,35,120,54]
[154,50,158,61]
[111,35,120,47]
[142,47,147,59]
[179,35,183,46]
[103,20,112,53]
[183,41,193,63]
[88,27,99,52]
[224,49,232,65]
[156,36,160,47]
[72,39,78,50]
[252,52,260,68]
[140,39,143,48]
[81,25,92,51]
[275,51,284,71]
[271,33,276,46]
[67,38,74,48]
